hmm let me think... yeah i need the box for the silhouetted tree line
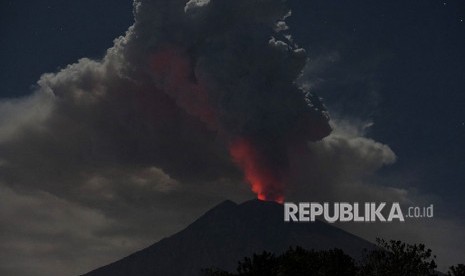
[203,238,465,276]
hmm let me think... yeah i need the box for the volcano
[82,200,374,276]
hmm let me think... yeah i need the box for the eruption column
[229,137,285,203]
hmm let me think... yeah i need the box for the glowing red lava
[229,137,284,203]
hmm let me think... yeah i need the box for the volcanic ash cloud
[0,0,331,202]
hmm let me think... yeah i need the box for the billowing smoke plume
[0,0,330,205]
[138,0,332,201]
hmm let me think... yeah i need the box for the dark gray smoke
[0,0,330,201]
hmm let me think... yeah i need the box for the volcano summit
[83,199,374,276]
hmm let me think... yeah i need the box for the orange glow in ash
[150,46,217,129]
[229,137,284,203]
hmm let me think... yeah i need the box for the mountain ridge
[82,199,375,276]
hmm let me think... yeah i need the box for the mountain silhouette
[82,199,374,276]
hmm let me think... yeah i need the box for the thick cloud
[0,0,330,194]
[288,119,399,202]
[0,184,133,276]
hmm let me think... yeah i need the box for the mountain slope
[83,199,374,276]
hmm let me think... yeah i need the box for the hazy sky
[0,0,464,275]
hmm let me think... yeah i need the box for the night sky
[287,0,465,218]
[0,0,464,275]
